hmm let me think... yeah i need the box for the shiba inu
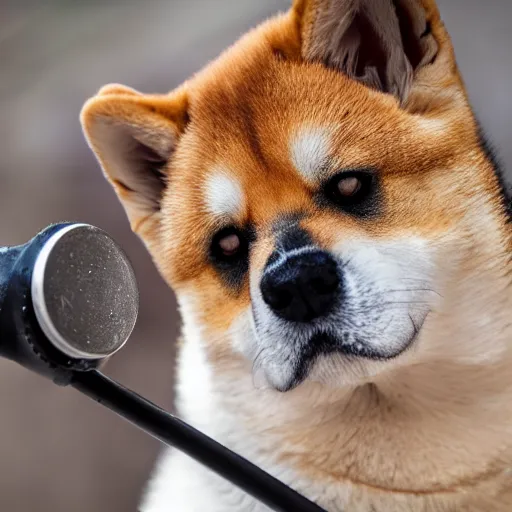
[80,0,512,510]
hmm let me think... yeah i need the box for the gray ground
[0,1,510,510]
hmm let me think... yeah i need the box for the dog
[81,0,512,510]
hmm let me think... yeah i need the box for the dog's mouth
[253,315,428,393]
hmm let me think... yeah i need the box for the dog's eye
[217,232,241,257]
[211,227,247,261]
[336,176,361,197]
[324,170,375,208]
[210,226,253,288]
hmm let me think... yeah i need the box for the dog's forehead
[173,55,455,231]
[185,61,436,186]
[198,126,333,211]
[192,62,387,138]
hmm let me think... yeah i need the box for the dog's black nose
[260,250,340,323]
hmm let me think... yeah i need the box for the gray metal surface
[32,225,138,359]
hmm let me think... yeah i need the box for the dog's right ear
[81,86,189,238]
[291,0,463,113]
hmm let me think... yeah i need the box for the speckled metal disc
[32,225,139,360]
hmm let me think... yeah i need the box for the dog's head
[81,0,510,392]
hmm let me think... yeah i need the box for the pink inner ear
[394,0,438,68]
[124,137,168,210]
[135,143,168,164]
[94,118,173,214]
[303,0,438,103]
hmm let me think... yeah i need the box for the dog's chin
[255,330,421,393]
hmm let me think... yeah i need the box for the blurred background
[0,1,510,510]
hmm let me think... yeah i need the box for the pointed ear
[292,0,459,110]
[81,86,189,236]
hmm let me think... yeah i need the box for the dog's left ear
[81,86,189,243]
[291,0,462,112]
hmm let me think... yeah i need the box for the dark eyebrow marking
[238,100,269,170]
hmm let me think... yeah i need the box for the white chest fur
[140,320,512,512]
